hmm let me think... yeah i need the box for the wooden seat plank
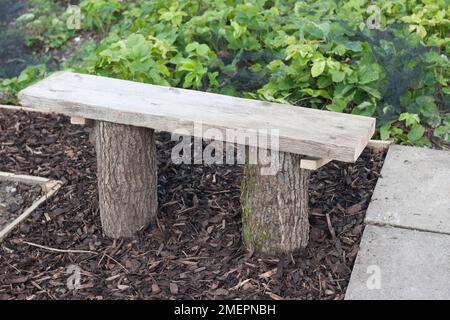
[18,71,375,162]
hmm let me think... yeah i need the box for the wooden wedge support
[70,116,86,125]
[300,157,331,170]
[241,151,310,253]
[94,121,158,238]
[70,116,96,127]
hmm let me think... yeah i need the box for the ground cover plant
[0,0,449,147]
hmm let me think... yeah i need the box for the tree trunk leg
[241,151,310,254]
[94,121,157,238]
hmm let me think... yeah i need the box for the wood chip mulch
[0,109,386,300]
[0,180,42,230]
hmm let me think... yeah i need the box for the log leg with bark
[241,151,310,254]
[94,121,158,238]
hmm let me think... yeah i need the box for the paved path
[346,145,450,300]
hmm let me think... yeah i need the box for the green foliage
[0,64,47,104]
[80,0,124,33]
[433,115,450,144]
[16,0,75,49]
[93,33,172,85]
[3,0,450,146]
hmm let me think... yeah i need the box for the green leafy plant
[16,0,75,49]
[81,0,124,33]
[0,64,47,104]
[3,0,450,147]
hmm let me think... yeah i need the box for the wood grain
[19,71,376,162]
[241,152,310,253]
[94,121,157,238]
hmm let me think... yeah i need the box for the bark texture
[94,121,157,238]
[241,151,310,254]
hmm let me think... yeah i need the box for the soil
[0,109,386,300]
[0,180,42,230]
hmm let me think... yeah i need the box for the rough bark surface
[94,121,157,238]
[241,151,310,254]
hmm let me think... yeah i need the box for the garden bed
[0,181,42,230]
[0,108,386,300]
[0,172,61,242]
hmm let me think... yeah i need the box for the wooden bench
[18,71,375,254]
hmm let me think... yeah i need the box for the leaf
[231,20,246,38]
[443,87,450,95]
[434,125,450,143]
[334,84,354,97]
[379,122,392,140]
[326,99,347,113]
[311,60,326,78]
[197,44,210,57]
[343,41,363,52]
[416,95,439,122]
[352,101,375,116]
[407,125,425,143]
[186,42,198,52]
[301,88,331,99]
[409,24,427,38]
[304,21,325,39]
[317,76,332,88]
[326,60,340,70]
[359,85,381,99]
[399,113,420,127]
[330,70,345,82]
[333,44,347,56]
[125,34,146,48]
[359,68,379,84]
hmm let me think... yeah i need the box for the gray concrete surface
[345,225,450,300]
[365,145,450,234]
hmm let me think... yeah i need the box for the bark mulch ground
[0,109,386,300]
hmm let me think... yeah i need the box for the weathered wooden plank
[18,72,376,162]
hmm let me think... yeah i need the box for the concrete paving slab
[365,145,450,234]
[345,225,450,300]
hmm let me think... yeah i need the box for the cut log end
[241,151,310,254]
[94,121,158,238]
